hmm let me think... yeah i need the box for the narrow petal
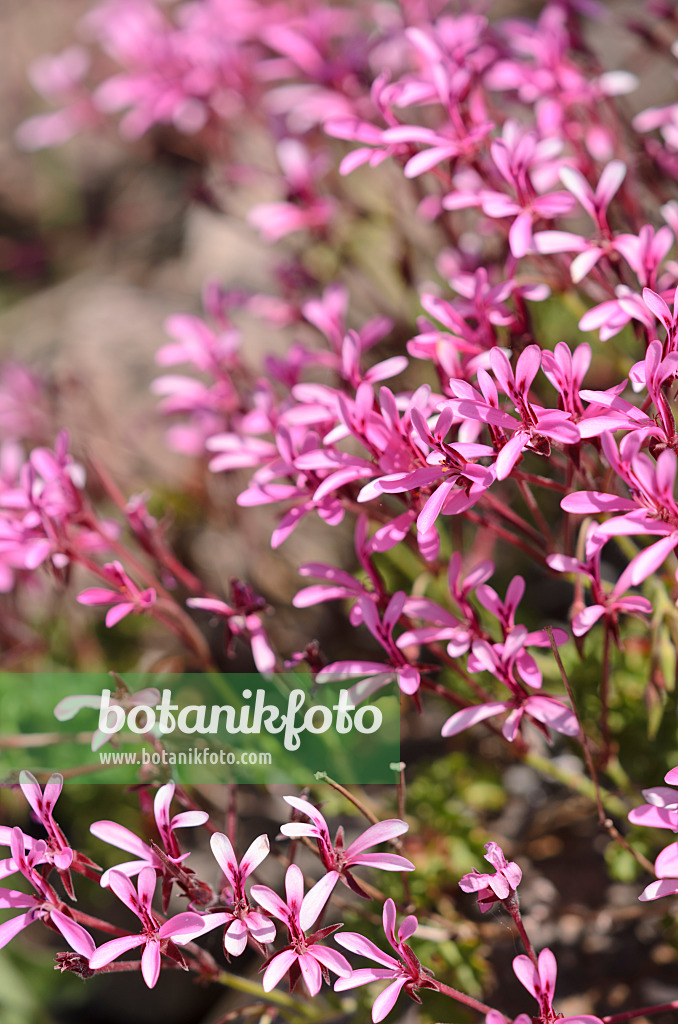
[299,871,338,932]
[263,949,297,991]
[348,853,415,871]
[307,944,352,977]
[334,931,400,968]
[141,940,161,989]
[210,833,238,888]
[335,968,396,991]
[240,834,271,879]
[344,820,409,859]
[0,912,33,950]
[298,953,322,996]
[89,934,145,969]
[441,702,509,737]
[372,977,407,1022]
[51,910,96,957]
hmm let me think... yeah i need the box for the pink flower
[316,591,421,703]
[629,766,678,902]
[561,433,678,587]
[445,345,580,480]
[18,771,73,874]
[187,832,276,955]
[0,827,95,957]
[334,898,436,1022]
[250,864,351,996]
[77,561,156,627]
[91,781,208,888]
[459,842,522,912]
[547,542,651,638]
[280,795,414,896]
[513,948,603,1024]
[88,868,205,989]
[16,47,98,150]
[188,580,276,674]
[441,629,578,743]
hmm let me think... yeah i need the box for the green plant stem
[216,970,315,1016]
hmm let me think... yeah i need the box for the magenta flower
[188,582,276,674]
[629,766,678,902]
[188,832,276,955]
[441,629,578,743]
[91,781,208,888]
[547,541,651,638]
[316,591,421,703]
[513,948,603,1024]
[459,842,522,913]
[445,345,580,480]
[334,898,436,1022]
[280,795,414,896]
[88,868,205,988]
[0,827,95,957]
[250,864,351,996]
[561,433,678,587]
[18,771,73,873]
[77,561,156,627]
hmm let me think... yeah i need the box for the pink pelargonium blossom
[15,46,99,151]
[547,543,651,638]
[533,162,627,282]
[316,591,421,704]
[459,842,522,912]
[77,561,156,627]
[398,552,494,661]
[18,771,73,873]
[280,795,414,897]
[91,781,208,886]
[441,629,578,743]
[629,765,678,902]
[357,404,495,541]
[444,345,580,480]
[513,948,603,1024]
[187,587,276,675]
[88,868,205,989]
[629,764,678,834]
[250,863,351,996]
[561,433,678,587]
[185,832,276,955]
[0,827,95,957]
[53,685,161,752]
[578,286,654,341]
[334,898,436,1022]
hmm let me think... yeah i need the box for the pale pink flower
[251,864,351,996]
[513,948,603,1024]
[186,832,276,955]
[280,795,414,896]
[54,685,161,752]
[459,842,522,913]
[77,561,156,627]
[88,868,205,988]
[334,898,436,1022]
[0,827,95,957]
